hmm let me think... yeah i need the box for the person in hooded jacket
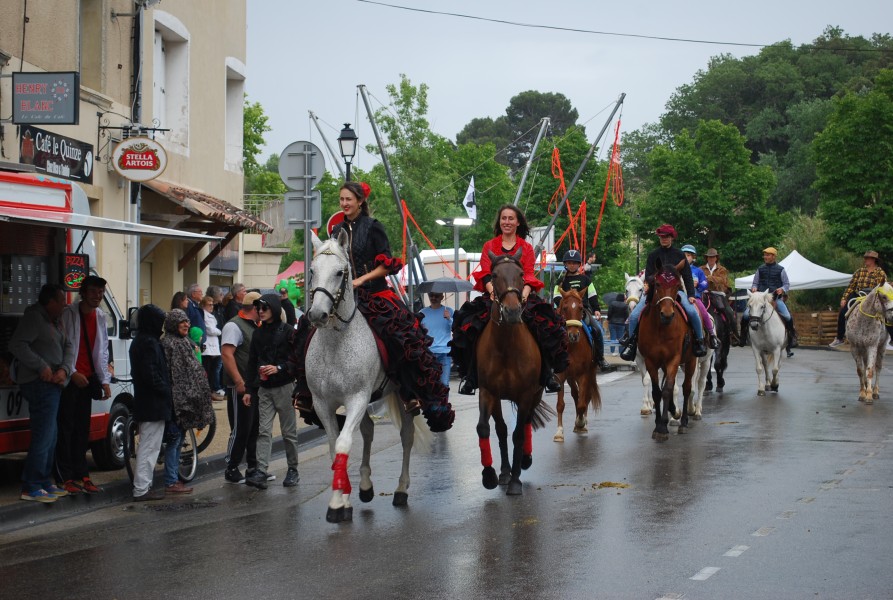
[129,304,172,501]
[243,293,300,489]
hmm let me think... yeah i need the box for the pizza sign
[111,137,167,182]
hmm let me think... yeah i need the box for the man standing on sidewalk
[223,283,246,323]
[243,293,300,489]
[220,291,264,484]
[56,275,110,495]
[185,283,206,344]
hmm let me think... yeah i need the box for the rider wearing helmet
[738,247,798,357]
[681,244,721,351]
[552,249,611,371]
[619,224,708,361]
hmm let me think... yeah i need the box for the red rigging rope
[547,147,580,254]
[591,120,625,251]
[399,200,463,281]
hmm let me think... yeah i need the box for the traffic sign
[326,211,345,235]
[278,141,325,192]
[284,190,321,229]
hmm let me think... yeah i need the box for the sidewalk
[0,398,325,531]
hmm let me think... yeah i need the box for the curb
[0,426,326,533]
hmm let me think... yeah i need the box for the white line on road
[724,545,749,557]
[691,566,721,581]
[752,526,776,536]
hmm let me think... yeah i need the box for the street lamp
[337,123,358,181]
[436,217,474,309]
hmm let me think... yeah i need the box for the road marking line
[820,479,841,490]
[777,511,796,519]
[724,545,749,557]
[798,497,815,504]
[841,468,855,477]
[656,594,685,600]
[752,526,776,536]
[691,566,721,581]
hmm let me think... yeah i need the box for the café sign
[20,125,94,185]
[111,137,167,182]
[12,72,80,125]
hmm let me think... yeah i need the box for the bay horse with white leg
[845,282,893,404]
[638,259,697,441]
[476,250,554,495]
[553,289,601,442]
[303,231,432,523]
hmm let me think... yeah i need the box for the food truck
[0,170,216,469]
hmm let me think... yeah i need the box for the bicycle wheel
[194,412,216,454]
[178,427,198,482]
[123,416,139,483]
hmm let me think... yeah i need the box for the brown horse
[553,289,602,442]
[639,259,697,441]
[476,250,553,495]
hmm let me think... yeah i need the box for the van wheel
[91,402,130,470]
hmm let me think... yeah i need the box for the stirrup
[458,378,476,396]
[619,344,637,361]
[545,374,561,393]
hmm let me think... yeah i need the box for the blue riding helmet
[680,244,697,254]
[563,249,583,263]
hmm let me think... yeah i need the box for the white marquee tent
[734,250,852,291]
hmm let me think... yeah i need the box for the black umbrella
[417,277,474,294]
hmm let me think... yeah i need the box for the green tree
[813,69,893,258]
[635,120,786,272]
[243,97,271,185]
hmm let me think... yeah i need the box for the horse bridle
[750,293,777,328]
[308,248,358,329]
[491,256,524,326]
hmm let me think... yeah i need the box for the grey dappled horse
[745,291,787,396]
[845,282,893,404]
[306,231,431,523]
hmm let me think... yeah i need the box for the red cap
[655,224,677,239]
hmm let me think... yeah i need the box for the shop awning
[0,205,221,241]
[141,179,273,234]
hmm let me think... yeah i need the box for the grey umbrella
[417,277,475,294]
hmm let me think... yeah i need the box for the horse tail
[590,377,602,413]
[384,391,433,453]
[530,399,556,431]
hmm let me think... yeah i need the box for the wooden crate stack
[792,310,837,346]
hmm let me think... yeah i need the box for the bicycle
[122,411,216,484]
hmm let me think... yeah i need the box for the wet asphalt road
[1,347,892,599]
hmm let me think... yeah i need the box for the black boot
[457,346,477,395]
[708,331,721,350]
[545,371,561,393]
[693,337,707,357]
[592,326,611,370]
[619,329,638,362]
[737,317,750,347]
[785,319,799,349]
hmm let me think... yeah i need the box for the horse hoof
[521,455,533,470]
[482,467,498,490]
[872,393,879,400]
[553,433,564,443]
[757,390,766,396]
[326,507,345,523]
[506,480,523,496]
[359,487,374,503]
[498,471,512,486]
[392,492,408,507]
[865,398,874,405]
[693,414,702,421]
[770,384,779,392]
[678,425,687,435]
[705,382,713,391]
[640,408,652,416]
[651,431,669,442]
[573,427,588,434]
[717,386,724,394]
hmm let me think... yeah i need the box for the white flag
[463,176,476,221]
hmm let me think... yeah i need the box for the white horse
[306,230,431,523]
[745,291,787,396]
[625,273,713,420]
[845,282,893,404]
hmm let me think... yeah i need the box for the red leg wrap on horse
[524,423,533,455]
[479,438,493,467]
[332,453,351,494]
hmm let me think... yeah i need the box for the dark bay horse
[639,259,697,441]
[553,289,601,442]
[476,250,554,495]
[704,291,731,394]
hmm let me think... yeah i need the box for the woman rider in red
[290,181,454,433]
[451,204,569,395]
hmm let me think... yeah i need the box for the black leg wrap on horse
[359,289,454,432]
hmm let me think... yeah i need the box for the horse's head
[876,282,893,323]
[624,272,645,311]
[746,290,773,330]
[651,259,686,324]
[489,249,525,324]
[307,229,354,329]
[559,289,585,343]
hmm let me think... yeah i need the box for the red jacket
[473,236,544,293]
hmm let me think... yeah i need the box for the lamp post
[337,123,358,181]
[436,217,474,309]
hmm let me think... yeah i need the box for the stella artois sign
[111,136,167,182]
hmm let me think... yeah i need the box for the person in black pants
[220,291,264,484]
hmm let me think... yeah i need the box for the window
[79,0,103,91]
[152,12,190,150]
[225,58,246,172]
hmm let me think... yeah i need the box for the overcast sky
[246,0,891,172]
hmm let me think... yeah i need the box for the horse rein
[490,255,525,326]
[855,290,893,326]
[308,248,359,329]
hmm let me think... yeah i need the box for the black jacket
[246,294,295,394]
[607,294,629,325]
[644,245,696,297]
[129,304,173,423]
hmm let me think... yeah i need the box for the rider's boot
[458,355,477,396]
[591,321,611,370]
[693,336,708,358]
[737,317,750,347]
[785,318,799,348]
[545,370,561,393]
[709,331,721,350]
[619,328,638,362]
